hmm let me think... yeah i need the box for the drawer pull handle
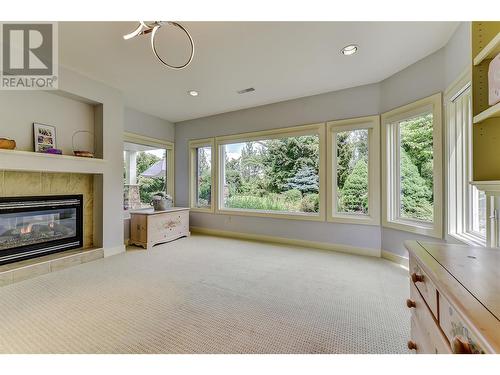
[407,340,417,351]
[406,299,416,308]
[452,336,472,354]
[411,272,424,283]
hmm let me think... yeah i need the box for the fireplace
[0,195,83,265]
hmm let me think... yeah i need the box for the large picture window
[189,138,215,212]
[216,124,325,220]
[382,93,442,238]
[327,116,380,225]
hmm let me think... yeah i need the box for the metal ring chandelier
[123,21,194,70]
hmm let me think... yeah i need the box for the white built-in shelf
[0,149,106,174]
[473,32,500,66]
[473,102,500,124]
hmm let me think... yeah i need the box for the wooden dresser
[129,207,190,249]
[405,241,500,354]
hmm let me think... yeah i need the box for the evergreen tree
[263,135,319,193]
[400,113,433,191]
[286,166,319,194]
[336,132,354,190]
[339,158,368,213]
[400,150,433,221]
[197,147,212,205]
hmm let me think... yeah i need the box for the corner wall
[53,66,125,255]
[174,22,470,259]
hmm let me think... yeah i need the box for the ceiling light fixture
[124,21,195,70]
[188,90,199,97]
[341,44,358,56]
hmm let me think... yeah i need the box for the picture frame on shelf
[33,122,57,153]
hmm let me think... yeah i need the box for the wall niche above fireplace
[0,195,83,264]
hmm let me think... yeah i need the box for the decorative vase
[150,194,173,211]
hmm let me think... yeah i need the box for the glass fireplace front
[0,195,83,265]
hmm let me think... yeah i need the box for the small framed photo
[33,122,57,152]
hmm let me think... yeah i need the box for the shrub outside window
[215,124,325,221]
[327,116,380,225]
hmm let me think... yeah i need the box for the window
[382,93,443,238]
[123,133,174,212]
[327,116,380,225]
[189,138,215,212]
[216,123,325,220]
[446,75,486,246]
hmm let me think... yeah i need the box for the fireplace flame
[20,223,33,234]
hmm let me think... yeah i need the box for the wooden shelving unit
[473,32,500,66]
[473,101,500,124]
[472,22,500,181]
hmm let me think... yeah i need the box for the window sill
[190,207,214,214]
[328,214,380,226]
[382,219,442,239]
[216,207,325,222]
[449,232,486,247]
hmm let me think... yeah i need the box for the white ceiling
[59,22,458,123]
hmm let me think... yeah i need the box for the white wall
[174,22,471,258]
[444,22,471,88]
[380,48,445,113]
[124,107,175,142]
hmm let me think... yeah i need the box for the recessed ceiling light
[188,90,199,97]
[341,44,358,56]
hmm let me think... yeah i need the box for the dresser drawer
[409,254,438,319]
[409,282,451,354]
[410,317,433,354]
[439,294,486,354]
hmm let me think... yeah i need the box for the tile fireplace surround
[0,170,94,249]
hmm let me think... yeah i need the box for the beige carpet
[0,235,410,354]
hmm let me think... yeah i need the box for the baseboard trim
[190,226,381,257]
[104,244,126,257]
[381,250,409,269]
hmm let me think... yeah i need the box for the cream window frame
[327,116,380,225]
[189,138,216,213]
[123,132,175,204]
[445,69,486,246]
[381,93,443,238]
[215,123,326,221]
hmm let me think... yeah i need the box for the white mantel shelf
[471,180,500,193]
[0,149,106,174]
